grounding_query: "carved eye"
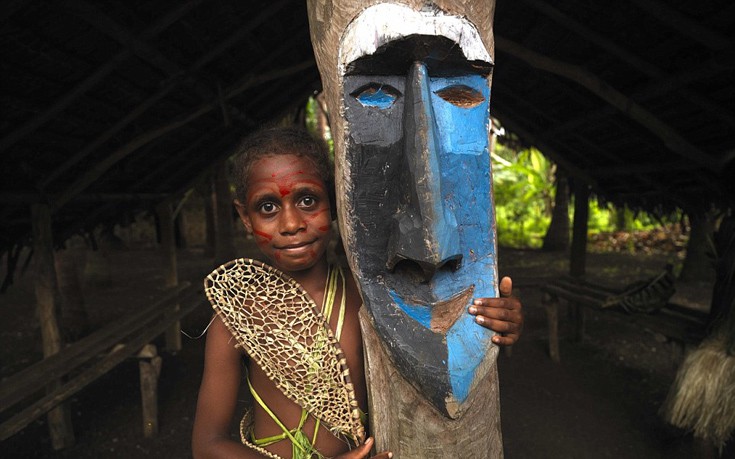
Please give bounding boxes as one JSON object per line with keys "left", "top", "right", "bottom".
{"left": 351, "top": 83, "right": 401, "bottom": 109}
{"left": 434, "top": 85, "right": 485, "bottom": 108}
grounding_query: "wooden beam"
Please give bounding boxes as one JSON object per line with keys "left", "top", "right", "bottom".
{"left": 495, "top": 36, "right": 720, "bottom": 171}
{"left": 495, "top": 98, "right": 698, "bottom": 202}
{"left": 54, "top": 60, "right": 314, "bottom": 210}
{"left": 589, "top": 161, "right": 692, "bottom": 177}
{"left": 0, "top": 1, "right": 203, "bottom": 154}
{"left": 494, "top": 111, "right": 596, "bottom": 186}
{"left": 42, "top": 0, "right": 292, "bottom": 188}
{"left": 519, "top": 0, "right": 735, "bottom": 131}
{"left": 64, "top": 0, "right": 214, "bottom": 102}
{"left": 519, "top": 0, "right": 659, "bottom": 75}
{"left": 629, "top": 0, "right": 732, "bottom": 50}
{"left": 541, "top": 58, "right": 733, "bottom": 139}
{"left": 31, "top": 203, "right": 75, "bottom": 449}
{"left": 0, "top": 288, "right": 204, "bottom": 442}
{"left": 0, "top": 192, "right": 169, "bottom": 204}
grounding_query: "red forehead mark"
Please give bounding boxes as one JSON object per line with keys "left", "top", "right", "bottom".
{"left": 279, "top": 186, "right": 291, "bottom": 197}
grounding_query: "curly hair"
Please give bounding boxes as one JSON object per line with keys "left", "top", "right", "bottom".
{"left": 231, "top": 126, "right": 334, "bottom": 205}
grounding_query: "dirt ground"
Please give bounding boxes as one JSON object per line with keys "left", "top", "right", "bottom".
{"left": 1, "top": 238, "right": 730, "bottom": 458}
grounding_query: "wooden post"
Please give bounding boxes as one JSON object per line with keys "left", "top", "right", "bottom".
{"left": 203, "top": 178, "right": 216, "bottom": 257}
{"left": 570, "top": 184, "right": 589, "bottom": 278}
{"left": 570, "top": 185, "right": 589, "bottom": 341}
{"left": 542, "top": 292, "right": 560, "bottom": 362}
{"left": 138, "top": 344, "right": 162, "bottom": 438}
{"left": 213, "top": 161, "right": 235, "bottom": 265}
{"left": 156, "top": 202, "right": 181, "bottom": 352}
{"left": 31, "top": 203, "right": 75, "bottom": 449}
{"left": 542, "top": 170, "right": 570, "bottom": 251}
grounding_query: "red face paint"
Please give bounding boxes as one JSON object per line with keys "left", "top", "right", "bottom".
{"left": 254, "top": 230, "right": 273, "bottom": 241}
{"left": 243, "top": 154, "right": 331, "bottom": 274}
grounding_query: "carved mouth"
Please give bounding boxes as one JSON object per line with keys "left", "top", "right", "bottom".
{"left": 389, "top": 285, "right": 476, "bottom": 335}
{"left": 428, "top": 286, "right": 475, "bottom": 334}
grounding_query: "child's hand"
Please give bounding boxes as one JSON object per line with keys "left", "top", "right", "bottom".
{"left": 468, "top": 276, "right": 523, "bottom": 346}
{"left": 334, "top": 437, "right": 392, "bottom": 459}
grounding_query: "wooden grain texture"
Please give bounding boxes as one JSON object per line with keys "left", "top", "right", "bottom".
{"left": 360, "top": 308, "right": 503, "bottom": 458}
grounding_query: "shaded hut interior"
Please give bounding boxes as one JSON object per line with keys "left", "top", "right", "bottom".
{"left": 1, "top": 0, "right": 734, "bottom": 457}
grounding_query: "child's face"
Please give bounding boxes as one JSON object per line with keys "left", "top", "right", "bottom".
{"left": 235, "top": 154, "right": 332, "bottom": 273}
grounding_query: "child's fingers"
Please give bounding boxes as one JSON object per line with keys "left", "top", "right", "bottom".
{"left": 492, "top": 332, "right": 520, "bottom": 346}
{"left": 469, "top": 296, "right": 524, "bottom": 345}
{"left": 499, "top": 276, "right": 513, "bottom": 298}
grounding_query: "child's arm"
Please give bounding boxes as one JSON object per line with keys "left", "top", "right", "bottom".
{"left": 468, "top": 276, "right": 524, "bottom": 346}
{"left": 192, "top": 316, "right": 262, "bottom": 458}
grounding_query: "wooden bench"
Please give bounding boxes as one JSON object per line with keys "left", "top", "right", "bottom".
{"left": 541, "top": 276, "right": 708, "bottom": 363}
{"left": 0, "top": 281, "right": 206, "bottom": 445}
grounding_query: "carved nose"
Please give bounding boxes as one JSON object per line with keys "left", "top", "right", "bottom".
{"left": 386, "top": 62, "right": 462, "bottom": 282}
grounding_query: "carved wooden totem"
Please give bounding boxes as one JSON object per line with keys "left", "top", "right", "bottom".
{"left": 307, "top": 1, "right": 501, "bottom": 457}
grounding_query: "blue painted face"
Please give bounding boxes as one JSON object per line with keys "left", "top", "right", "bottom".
{"left": 342, "top": 39, "right": 497, "bottom": 416}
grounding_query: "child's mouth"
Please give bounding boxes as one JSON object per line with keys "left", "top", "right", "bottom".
{"left": 277, "top": 240, "right": 315, "bottom": 252}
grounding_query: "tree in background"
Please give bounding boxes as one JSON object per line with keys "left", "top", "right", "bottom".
{"left": 542, "top": 168, "right": 570, "bottom": 252}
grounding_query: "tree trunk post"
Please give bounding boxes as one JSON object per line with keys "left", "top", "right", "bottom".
{"left": 156, "top": 201, "right": 181, "bottom": 352}
{"left": 138, "top": 344, "right": 162, "bottom": 438}
{"left": 570, "top": 184, "right": 590, "bottom": 278}
{"left": 31, "top": 203, "right": 75, "bottom": 449}
{"left": 679, "top": 209, "right": 716, "bottom": 282}
{"left": 308, "top": 1, "right": 502, "bottom": 456}
{"left": 360, "top": 309, "right": 503, "bottom": 458}
{"left": 542, "top": 169, "right": 570, "bottom": 251}
{"left": 201, "top": 179, "right": 216, "bottom": 257}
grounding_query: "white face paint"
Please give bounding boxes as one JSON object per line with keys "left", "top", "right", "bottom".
{"left": 339, "top": 3, "right": 492, "bottom": 72}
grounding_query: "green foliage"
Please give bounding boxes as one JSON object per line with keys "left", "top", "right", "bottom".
{"left": 492, "top": 139, "right": 674, "bottom": 249}
{"left": 305, "top": 96, "right": 334, "bottom": 159}
{"left": 492, "top": 144, "right": 554, "bottom": 248}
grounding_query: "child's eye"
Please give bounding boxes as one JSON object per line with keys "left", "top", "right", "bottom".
{"left": 259, "top": 202, "right": 278, "bottom": 215}
{"left": 434, "top": 85, "right": 485, "bottom": 108}
{"left": 298, "top": 196, "right": 317, "bottom": 208}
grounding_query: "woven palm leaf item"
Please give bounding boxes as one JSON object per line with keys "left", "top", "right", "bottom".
{"left": 204, "top": 258, "right": 365, "bottom": 456}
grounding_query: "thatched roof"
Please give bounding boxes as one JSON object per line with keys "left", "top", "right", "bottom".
{"left": 1, "top": 0, "right": 733, "bottom": 257}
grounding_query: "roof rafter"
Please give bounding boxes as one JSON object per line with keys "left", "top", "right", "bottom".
{"left": 54, "top": 60, "right": 315, "bottom": 210}
{"left": 540, "top": 57, "right": 734, "bottom": 139}
{"left": 630, "top": 0, "right": 732, "bottom": 50}
{"left": 63, "top": 0, "right": 214, "bottom": 101}
{"left": 518, "top": 0, "right": 735, "bottom": 131}
{"left": 496, "top": 35, "right": 720, "bottom": 171}
{"left": 0, "top": 0, "right": 204, "bottom": 154}
{"left": 41, "top": 0, "right": 292, "bottom": 189}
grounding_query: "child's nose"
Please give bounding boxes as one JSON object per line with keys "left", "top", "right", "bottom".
{"left": 280, "top": 205, "right": 306, "bottom": 234}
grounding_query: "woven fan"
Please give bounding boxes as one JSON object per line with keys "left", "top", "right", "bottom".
{"left": 204, "top": 258, "right": 365, "bottom": 447}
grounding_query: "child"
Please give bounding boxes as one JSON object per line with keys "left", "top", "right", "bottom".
{"left": 192, "top": 127, "right": 523, "bottom": 459}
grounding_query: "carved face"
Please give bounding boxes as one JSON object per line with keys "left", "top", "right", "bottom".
{"left": 336, "top": 5, "right": 498, "bottom": 417}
